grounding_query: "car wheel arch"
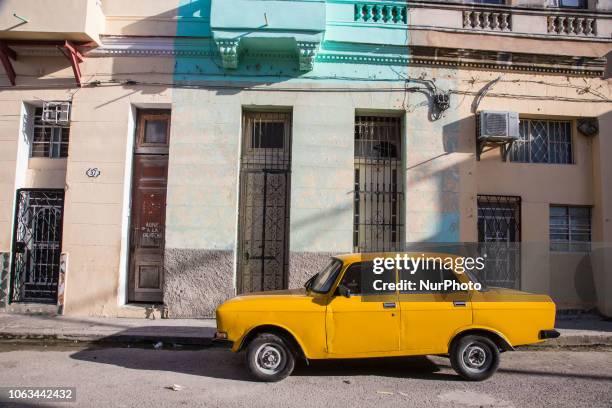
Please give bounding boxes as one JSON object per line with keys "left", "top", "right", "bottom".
{"left": 239, "top": 324, "right": 308, "bottom": 362}
{"left": 450, "top": 328, "right": 514, "bottom": 353}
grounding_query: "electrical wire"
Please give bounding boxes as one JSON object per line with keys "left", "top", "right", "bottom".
{"left": 0, "top": 77, "right": 609, "bottom": 104}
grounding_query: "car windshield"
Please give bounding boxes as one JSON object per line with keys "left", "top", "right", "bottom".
{"left": 310, "top": 259, "right": 342, "bottom": 293}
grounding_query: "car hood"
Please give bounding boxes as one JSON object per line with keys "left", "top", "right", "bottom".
{"left": 238, "top": 288, "right": 307, "bottom": 298}
{"left": 217, "top": 287, "right": 320, "bottom": 312}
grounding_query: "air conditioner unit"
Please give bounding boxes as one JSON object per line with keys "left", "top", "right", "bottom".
{"left": 42, "top": 101, "right": 71, "bottom": 125}
{"left": 477, "top": 111, "right": 519, "bottom": 143}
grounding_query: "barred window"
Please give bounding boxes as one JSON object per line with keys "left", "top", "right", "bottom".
{"left": 31, "top": 108, "right": 70, "bottom": 158}
{"left": 354, "top": 116, "right": 404, "bottom": 253}
{"left": 550, "top": 206, "right": 591, "bottom": 252}
{"left": 510, "top": 119, "right": 572, "bottom": 164}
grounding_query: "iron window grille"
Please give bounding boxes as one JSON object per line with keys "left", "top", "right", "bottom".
{"left": 510, "top": 119, "right": 572, "bottom": 164}
{"left": 10, "top": 189, "right": 64, "bottom": 303}
{"left": 477, "top": 195, "right": 521, "bottom": 289}
{"left": 31, "top": 107, "right": 70, "bottom": 158}
{"left": 354, "top": 115, "right": 404, "bottom": 253}
{"left": 550, "top": 205, "right": 591, "bottom": 252}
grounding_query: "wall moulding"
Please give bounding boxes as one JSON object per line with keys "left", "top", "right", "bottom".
{"left": 87, "top": 37, "right": 605, "bottom": 78}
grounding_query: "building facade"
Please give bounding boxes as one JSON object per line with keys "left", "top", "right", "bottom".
{"left": 0, "top": 0, "right": 611, "bottom": 318}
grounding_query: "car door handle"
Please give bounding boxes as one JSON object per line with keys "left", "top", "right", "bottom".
{"left": 383, "top": 302, "right": 396, "bottom": 309}
{"left": 453, "top": 301, "right": 467, "bottom": 307}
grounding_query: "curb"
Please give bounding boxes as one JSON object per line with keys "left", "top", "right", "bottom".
{"left": 0, "top": 332, "right": 217, "bottom": 347}
{"left": 541, "top": 335, "right": 612, "bottom": 348}
{"left": 1, "top": 332, "right": 611, "bottom": 349}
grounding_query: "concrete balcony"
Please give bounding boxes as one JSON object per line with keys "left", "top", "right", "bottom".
{"left": 323, "top": 1, "right": 610, "bottom": 60}
{"left": 406, "top": 2, "right": 611, "bottom": 40}
{"left": 0, "top": 0, "right": 105, "bottom": 45}
{"left": 210, "top": 0, "right": 326, "bottom": 70}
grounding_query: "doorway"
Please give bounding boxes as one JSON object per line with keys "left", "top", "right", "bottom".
{"left": 237, "top": 112, "right": 292, "bottom": 294}
{"left": 10, "top": 189, "right": 64, "bottom": 303}
{"left": 128, "top": 110, "right": 170, "bottom": 303}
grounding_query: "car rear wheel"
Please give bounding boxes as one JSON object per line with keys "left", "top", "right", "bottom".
{"left": 450, "top": 335, "right": 500, "bottom": 381}
{"left": 246, "top": 333, "right": 295, "bottom": 382}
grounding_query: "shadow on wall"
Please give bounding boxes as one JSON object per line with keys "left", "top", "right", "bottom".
{"left": 111, "top": 0, "right": 309, "bottom": 89}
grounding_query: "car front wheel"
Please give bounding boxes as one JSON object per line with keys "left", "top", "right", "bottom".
{"left": 450, "top": 335, "right": 500, "bottom": 381}
{"left": 246, "top": 333, "right": 296, "bottom": 382}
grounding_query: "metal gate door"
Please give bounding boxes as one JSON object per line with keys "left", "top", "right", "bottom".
{"left": 10, "top": 189, "right": 64, "bottom": 303}
{"left": 237, "top": 112, "right": 291, "bottom": 294}
{"left": 477, "top": 195, "right": 521, "bottom": 289}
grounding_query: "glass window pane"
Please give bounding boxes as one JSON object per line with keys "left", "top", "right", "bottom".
{"left": 559, "top": 0, "right": 587, "bottom": 8}
{"left": 550, "top": 205, "right": 591, "bottom": 252}
{"left": 144, "top": 119, "right": 168, "bottom": 144}
{"left": 252, "top": 122, "right": 284, "bottom": 149}
{"left": 550, "top": 206, "right": 568, "bottom": 217}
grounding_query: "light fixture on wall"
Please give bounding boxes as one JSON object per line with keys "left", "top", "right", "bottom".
{"left": 577, "top": 118, "right": 599, "bottom": 137}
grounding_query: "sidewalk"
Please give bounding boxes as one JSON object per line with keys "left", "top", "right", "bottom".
{"left": 0, "top": 313, "right": 217, "bottom": 346}
{"left": 0, "top": 312, "right": 610, "bottom": 348}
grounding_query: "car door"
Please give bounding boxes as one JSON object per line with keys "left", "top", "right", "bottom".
{"left": 326, "top": 261, "right": 400, "bottom": 355}
{"left": 399, "top": 264, "right": 472, "bottom": 353}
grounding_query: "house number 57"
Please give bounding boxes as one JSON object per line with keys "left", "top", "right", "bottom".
{"left": 86, "top": 168, "right": 101, "bottom": 178}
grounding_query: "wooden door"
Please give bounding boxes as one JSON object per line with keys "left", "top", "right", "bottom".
{"left": 128, "top": 111, "right": 170, "bottom": 303}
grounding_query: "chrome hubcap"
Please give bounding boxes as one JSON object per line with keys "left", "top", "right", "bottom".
{"left": 255, "top": 343, "right": 285, "bottom": 375}
{"left": 463, "top": 343, "right": 489, "bottom": 371}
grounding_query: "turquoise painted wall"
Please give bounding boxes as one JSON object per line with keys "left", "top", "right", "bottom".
{"left": 169, "top": 0, "right": 461, "bottom": 250}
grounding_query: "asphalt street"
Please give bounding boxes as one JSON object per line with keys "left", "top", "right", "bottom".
{"left": 0, "top": 344, "right": 610, "bottom": 408}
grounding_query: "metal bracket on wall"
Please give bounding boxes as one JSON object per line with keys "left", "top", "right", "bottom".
{"left": 0, "top": 40, "right": 85, "bottom": 87}
{"left": 476, "top": 138, "right": 515, "bottom": 162}
{"left": 58, "top": 41, "right": 83, "bottom": 87}
{"left": 0, "top": 41, "right": 17, "bottom": 86}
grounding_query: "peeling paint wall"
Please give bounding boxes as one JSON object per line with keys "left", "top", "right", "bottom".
{"left": 164, "top": 249, "right": 233, "bottom": 317}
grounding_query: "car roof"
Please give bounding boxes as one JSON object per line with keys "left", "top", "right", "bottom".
{"left": 333, "top": 252, "right": 463, "bottom": 264}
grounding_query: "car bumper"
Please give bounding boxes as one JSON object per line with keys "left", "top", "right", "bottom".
{"left": 539, "top": 329, "right": 561, "bottom": 340}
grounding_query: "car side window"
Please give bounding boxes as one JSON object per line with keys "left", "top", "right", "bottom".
{"left": 339, "top": 261, "right": 396, "bottom": 296}
{"left": 339, "top": 263, "right": 362, "bottom": 295}
{"left": 399, "top": 264, "right": 461, "bottom": 294}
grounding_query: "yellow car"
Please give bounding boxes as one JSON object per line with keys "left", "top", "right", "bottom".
{"left": 215, "top": 253, "right": 559, "bottom": 382}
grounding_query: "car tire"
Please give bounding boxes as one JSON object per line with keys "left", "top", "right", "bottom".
{"left": 246, "top": 333, "right": 296, "bottom": 382}
{"left": 450, "top": 335, "right": 500, "bottom": 381}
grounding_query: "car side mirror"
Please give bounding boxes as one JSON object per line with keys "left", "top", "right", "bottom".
{"left": 337, "top": 284, "right": 351, "bottom": 298}
{"left": 304, "top": 274, "right": 318, "bottom": 290}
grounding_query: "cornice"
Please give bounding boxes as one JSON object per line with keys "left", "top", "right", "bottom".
{"left": 86, "top": 37, "right": 605, "bottom": 77}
